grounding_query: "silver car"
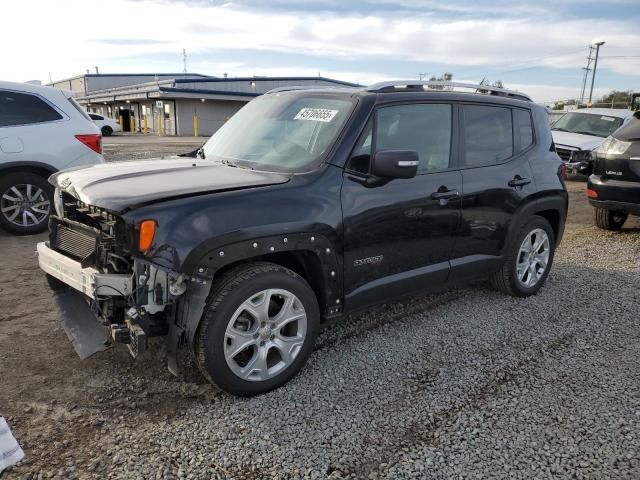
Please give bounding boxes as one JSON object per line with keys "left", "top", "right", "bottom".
{"left": 0, "top": 81, "right": 104, "bottom": 234}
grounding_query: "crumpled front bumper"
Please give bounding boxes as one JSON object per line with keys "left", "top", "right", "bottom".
{"left": 37, "top": 241, "right": 133, "bottom": 359}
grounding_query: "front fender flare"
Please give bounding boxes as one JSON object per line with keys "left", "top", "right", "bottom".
{"left": 176, "top": 232, "right": 341, "bottom": 348}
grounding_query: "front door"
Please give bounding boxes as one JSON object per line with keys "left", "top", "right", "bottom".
{"left": 341, "top": 102, "right": 462, "bottom": 312}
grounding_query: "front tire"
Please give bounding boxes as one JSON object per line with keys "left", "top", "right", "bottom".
{"left": 101, "top": 126, "right": 113, "bottom": 136}
{"left": 195, "top": 262, "right": 320, "bottom": 396}
{"left": 0, "top": 172, "right": 53, "bottom": 235}
{"left": 490, "top": 216, "right": 556, "bottom": 297}
{"left": 595, "top": 208, "right": 627, "bottom": 230}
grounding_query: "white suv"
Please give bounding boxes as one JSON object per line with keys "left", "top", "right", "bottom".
{"left": 0, "top": 81, "right": 104, "bottom": 235}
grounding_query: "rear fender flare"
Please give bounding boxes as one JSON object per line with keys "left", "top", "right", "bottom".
{"left": 503, "top": 195, "right": 567, "bottom": 255}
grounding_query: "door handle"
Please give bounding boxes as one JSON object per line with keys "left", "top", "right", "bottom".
{"left": 430, "top": 189, "right": 459, "bottom": 200}
{"left": 508, "top": 176, "right": 531, "bottom": 188}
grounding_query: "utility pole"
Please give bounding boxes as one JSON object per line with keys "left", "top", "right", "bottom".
{"left": 579, "top": 45, "right": 594, "bottom": 104}
{"left": 588, "top": 41, "right": 605, "bottom": 105}
{"left": 418, "top": 73, "right": 428, "bottom": 81}
{"left": 183, "top": 48, "right": 188, "bottom": 74}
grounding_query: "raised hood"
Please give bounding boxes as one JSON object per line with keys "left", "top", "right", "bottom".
{"left": 50, "top": 158, "right": 291, "bottom": 212}
{"left": 551, "top": 130, "right": 604, "bottom": 152}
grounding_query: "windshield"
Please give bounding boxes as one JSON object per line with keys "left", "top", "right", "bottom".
{"left": 201, "top": 93, "right": 355, "bottom": 172}
{"left": 552, "top": 112, "right": 624, "bottom": 137}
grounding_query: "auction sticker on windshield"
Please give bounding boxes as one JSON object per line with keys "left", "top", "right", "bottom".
{"left": 294, "top": 108, "right": 339, "bottom": 123}
{"left": 601, "top": 116, "right": 616, "bottom": 122}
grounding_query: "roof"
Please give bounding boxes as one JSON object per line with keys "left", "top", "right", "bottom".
{"left": 0, "top": 80, "right": 70, "bottom": 97}
{"left": 174, "top": 76, "right": 362, "bottom": 88}
{"left": 47, "top": 72, "right": 212, "bottom": 85}
{"left": 75, "top": 76, "right": 362, "bottom": 104}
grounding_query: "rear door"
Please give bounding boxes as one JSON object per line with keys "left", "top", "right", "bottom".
{"left": 341, "top": 102, "right": 462, "bottom": 311}
{"left": 450, "top": 104, "right": 537, "bottom": 281}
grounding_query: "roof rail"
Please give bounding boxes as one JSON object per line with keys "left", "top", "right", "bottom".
{"left": 367, "top": 81, "right": 532, "bottom": 101}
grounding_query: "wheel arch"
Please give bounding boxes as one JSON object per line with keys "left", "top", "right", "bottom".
{"left": 175, "top": 233, "right": 342, "bottom": 349}
{"left": 0, "top": 161, "right": 57, "bottom": 181}
{"left": 503, "top": 194, "right": 568, "bottom": 254}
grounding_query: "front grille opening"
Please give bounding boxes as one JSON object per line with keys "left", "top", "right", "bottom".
{"left": 52, "top": 224, "right": 97, "bottom": 261}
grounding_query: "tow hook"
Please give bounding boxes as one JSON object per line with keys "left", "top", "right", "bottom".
{"left": 109, "top": 308, "right": 148, "bottom": 358}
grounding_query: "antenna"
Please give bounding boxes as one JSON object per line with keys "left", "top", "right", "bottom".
{"left": 183, "top": 48, "right": 187, "bottom": 73}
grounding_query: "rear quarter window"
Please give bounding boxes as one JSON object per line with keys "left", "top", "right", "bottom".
{"left": 0, "top": 90, "right": 63, "bottom": 127}
{"left": 513, "top": 109, "right": 534, "bottom": 152}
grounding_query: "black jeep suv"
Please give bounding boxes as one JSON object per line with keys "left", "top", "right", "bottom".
{"left": 38, "top": 81, "right": 567, "bottom": 396}
{"left": 588, "top": 112, "right": 640, "bottom": 230}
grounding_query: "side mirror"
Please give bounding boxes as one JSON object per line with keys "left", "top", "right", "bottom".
{"left": 370, "top": 150, "right": 419, "bottom": 179}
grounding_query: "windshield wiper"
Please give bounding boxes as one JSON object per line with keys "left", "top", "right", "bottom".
{"left": 553, "top": 127, "right": 569, "bottom": 132}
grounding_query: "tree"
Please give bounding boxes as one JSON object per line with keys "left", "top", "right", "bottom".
{"left": 596, "top": 90, "right": 632, "bottom": 109}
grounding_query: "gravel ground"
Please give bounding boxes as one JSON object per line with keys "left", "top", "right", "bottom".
{"left": 1, "top": 142, "right": 639, "bottom": 479}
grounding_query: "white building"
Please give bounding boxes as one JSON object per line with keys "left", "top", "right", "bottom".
{"left": 49, "top": 73, "right": 360, "bottom": 136}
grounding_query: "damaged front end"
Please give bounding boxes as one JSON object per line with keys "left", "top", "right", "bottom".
{"left": 37, "top": 190, "right": 189, "bottom": 369}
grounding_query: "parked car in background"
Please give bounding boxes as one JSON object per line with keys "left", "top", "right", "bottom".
{"left": 0, "top": 81, "right": 104, "bottom": 235}
{"left": 552, "top": 108, "right": 635, "bottom": 175}
{"left": 588, "top": 111, "right": 640, "bottom": 230}
{"left": 37, "top": 81, "right": 567, "bottom": 396}
{"left": 89, "top": 113, "right": 121, "bottom": 137}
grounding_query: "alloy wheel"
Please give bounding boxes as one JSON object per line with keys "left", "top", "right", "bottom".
{"left": 224, "top": 288, "right": 307, "bottom": 382}
{"left": 516, "top": 228, "right": 550, "bottom": 288}
{"left": 1, "top": 184, "right": 51, "bottom": 227}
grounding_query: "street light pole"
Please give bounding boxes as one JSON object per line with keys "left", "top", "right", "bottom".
{"left": 588, "top": 41, "right": 605, "bottom": 105}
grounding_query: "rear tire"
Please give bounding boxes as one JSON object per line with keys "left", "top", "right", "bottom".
{"left": 195, "top": 262, "right": 319, "bottom": 397}
{"left": 594, "top": 208, "right": 627, "bottom": 230}
{"left": 490, "top": 216, "right": 556, "bottom": 297}
{"left": 101, "top": 126, "right": 113, "bottom": 136}
{"left": 0, "top": 172, "right": 53, "bottom": 235}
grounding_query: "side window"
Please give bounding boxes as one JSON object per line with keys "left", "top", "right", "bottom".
{"left": 0, "top": 90, "right": 63, "bottom": 127}
{"left": 376, "top": 104, "right": 452, "bottom": 173}
{"left": 89, "top": 114, "right": 103, "bottom": 120}
{"left": 513, "top": 109, "right": 533, "bottom": 152}
{"left": 463, "top": 105, "right": 513, "bottom": 166}
{"left": 348, "top": 104, "right": 452, "bottom": 174}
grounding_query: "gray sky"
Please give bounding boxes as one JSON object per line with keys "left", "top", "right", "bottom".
{"left": 2, "top": 0, "right": 639, "bottom": 102}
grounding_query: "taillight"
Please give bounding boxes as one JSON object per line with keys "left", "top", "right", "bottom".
{"left": 75, "top": 134, "right": 102, "bottom": 154}
{"left": 587, "top": 188, "right": 598, "bottom": 199}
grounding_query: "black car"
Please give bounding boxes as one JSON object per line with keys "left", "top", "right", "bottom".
{"left": 37, "top": 81, "right": 567, "bottom": 396}
{"left": 588, "top": 112, "right": 640, "bottom": 230}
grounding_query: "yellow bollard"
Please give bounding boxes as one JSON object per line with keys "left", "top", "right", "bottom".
{"left": 143, "top": 115, "right": 148, "bottom": 135}
{"left": 119, "top": 115, "right": 124, "bottom": 131}
{"left": 130, "top": 116, "right": 135, "bottom": 133}
{"left": 158, "top": 115, "right": 163, "bottom": 136}
{"left": 193, "top": 114, "right": 199, "bottom": 137}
